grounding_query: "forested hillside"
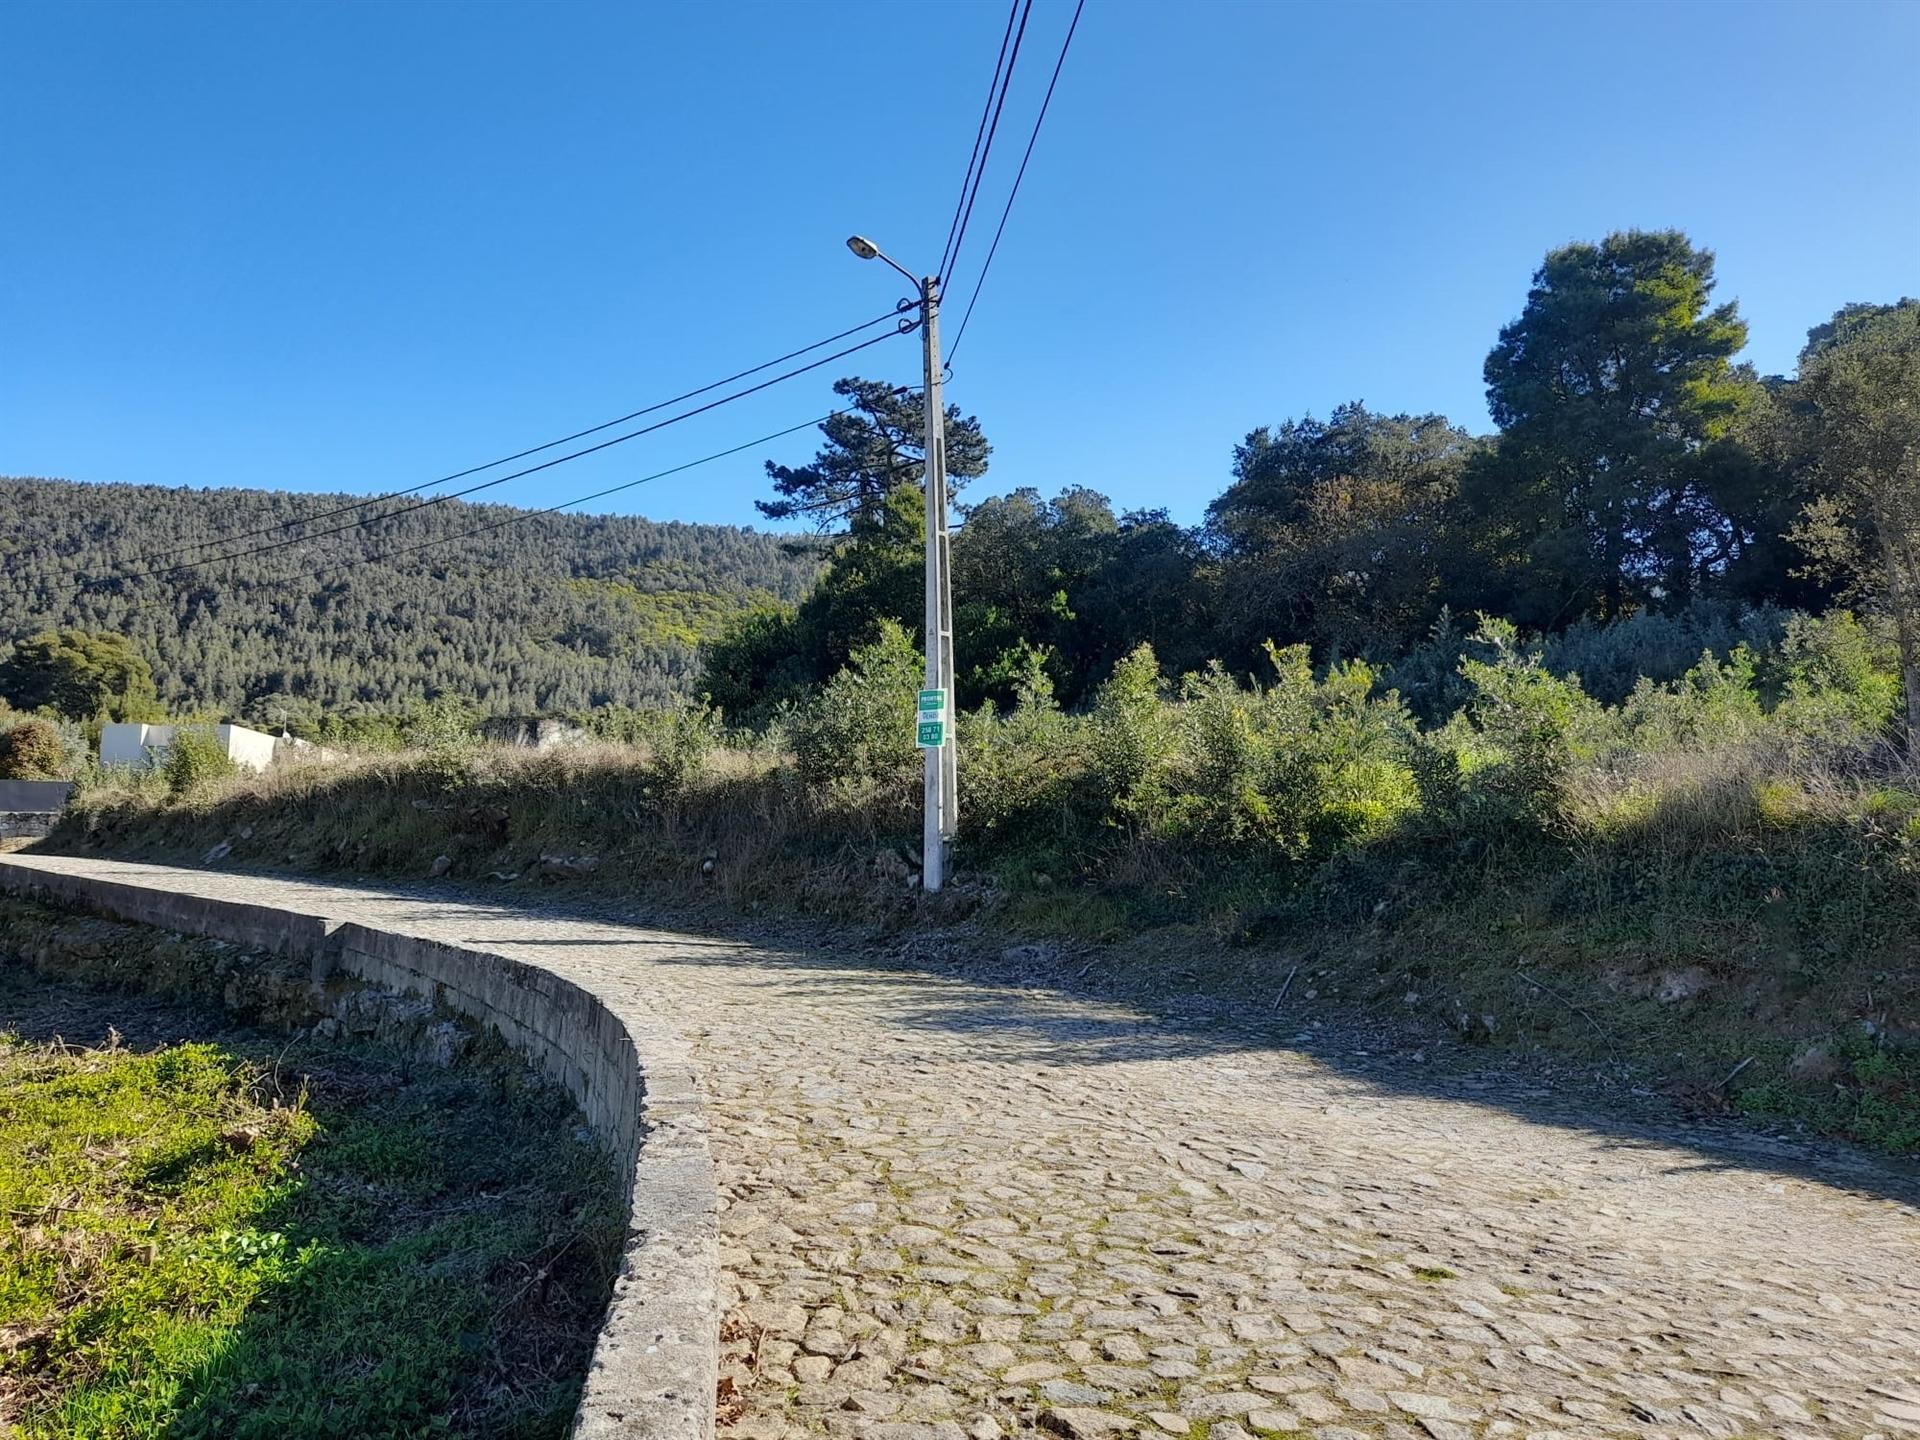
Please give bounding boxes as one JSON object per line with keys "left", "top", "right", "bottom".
{"left": 0, "top": 477, "right": 819, "bottom": 722}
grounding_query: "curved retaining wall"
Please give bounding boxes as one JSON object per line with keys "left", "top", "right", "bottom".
{"left": 0, "top": 855, "right": 717, "bottom": 1440}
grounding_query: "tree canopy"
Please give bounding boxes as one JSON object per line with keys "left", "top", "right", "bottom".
{"left": 0, "top": 477, "right": 817, "bottom": 720}
{"left": 756, "top": 377, "right": 991, "bottom": 532}
{"left": 708, "top": 378, "right": 994, "bottom": 720}
{"left": 1209, "top": 403, "right": 1480, "bottom": 662}
{"left": 1784, "top": 301, "right": 1920, "bottom": 741}
{"left": 0, "top": 629, "right": 162, "bottom": 722}
{"left": 1463, "top": 230, "right": 1756, "bottom": 622}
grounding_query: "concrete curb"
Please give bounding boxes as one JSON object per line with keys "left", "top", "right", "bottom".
{"left": 0, "top": 854, "right": 718, "bottom": 1440}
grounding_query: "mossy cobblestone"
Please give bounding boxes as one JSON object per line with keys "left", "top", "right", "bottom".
{"left": 3, "top": 855, "right": 1916, "bottom": 1440}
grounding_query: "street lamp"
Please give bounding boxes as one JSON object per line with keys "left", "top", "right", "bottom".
{"left": 847, "top": 235, "right": 956, "bottom": 893}
{"left": 846, "top": 234, "right": 920, "bottom": 290}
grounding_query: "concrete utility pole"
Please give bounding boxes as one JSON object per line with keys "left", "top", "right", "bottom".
{"left": 846, "top": 236, "right": 957, "bottom": 892}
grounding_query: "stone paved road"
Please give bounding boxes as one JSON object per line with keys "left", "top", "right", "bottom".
{"left": 6, "top": 859, "right": 1919, "bottom": 1440}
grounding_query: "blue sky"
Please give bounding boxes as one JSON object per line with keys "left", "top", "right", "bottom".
{"left": 3, "top": 0, "right": 1916, "bottom": 532}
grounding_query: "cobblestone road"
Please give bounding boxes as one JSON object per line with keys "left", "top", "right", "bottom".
{"left": 7, "top": 860, "right": 1918, "bottom": 1439}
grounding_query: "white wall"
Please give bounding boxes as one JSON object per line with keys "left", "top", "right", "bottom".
{"left": 219, "top": 724, "right": 278, "bottom": 773}
{"left": 98, "top": 722, "right": 277, "bottom": 774}
{"left": 99, "top": 722, "right": 169, "bottom": 770}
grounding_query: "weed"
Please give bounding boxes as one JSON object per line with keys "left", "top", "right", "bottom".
{"left": 161, "top": 727, "right": 236, "bottom": 798}
{"left": 0, "top": 1002, "right": 620, "bottom": 1438}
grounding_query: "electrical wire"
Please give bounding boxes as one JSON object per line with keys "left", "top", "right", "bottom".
{"left": 947, "top": 0, "right": 1085, "bottom": 363}
{"left": 938, "top": 0, "right": 1022, "bottom": 285}
{"left": 942, "top": 0, "right": 1034, "bottom": 290}
{"left": 129, "top": 306, "right": 912, "bottom": 567}
{"left": 253, "top": 388, "right": 919, "bottom": 588}
{"left": 81, "top": 326, "right": 911, "bottom": 590}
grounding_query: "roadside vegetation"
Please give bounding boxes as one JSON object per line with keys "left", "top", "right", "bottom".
{"left": 0, "top": 958, "right": 621, "bottom": 1439}
{"left": 7, "top": 233, "right": 1917, "bottom": 1154}
{"left": 49, "top": 600, "right": 1920, "bottom": 1154}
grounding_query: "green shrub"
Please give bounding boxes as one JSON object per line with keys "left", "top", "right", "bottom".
{"left": 1306, "top": 660, "right": 1421, "bottom": 843}
{"left": 641, "top": 701, "right": 721, "bottom": 798}
{"left": 0, "top": 717, "right": 68, "bottom": 780}
{"left": 1174, "top": 660, "right": 1285, "bottom": 845}
{"left": 789, "top": 620, "right": 922, "bottom": 789}
{"left": 958, "top": 647, "right": 1091, "bottom": 847}
{"left": 1090, "top": 644, "right": 1176, "bottom": 829}
{"left": 1406, "top": 727, "right": 1465, "bottom": 818}
{"left": 1615, "top": 647, "right": 1765, "bottom": 752}
{"left": 162, "top": 727, "right": 237, "bottom": 797}
{"left": 1767, "top": 610, "right": 1902, "bottom": 742}
{"left": 399, "top": 695, "right": 480, "bottom": 750}
{"left": 1459, "top": 618, "right": 1604, "bottom": 821}
{"left": 1387, "top": 608, "right": 1477, "bottom": 722}
{"left": 313, "top": 709, "right": 406, "bottom": 752}
{"left": 698, "top": 602, "right": 811, "bottom": 729}
{"left": 1169, "top": 647, "right": 1416, "bottom": 855}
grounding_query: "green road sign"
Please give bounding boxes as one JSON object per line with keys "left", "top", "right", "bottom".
{"left": 916, "top": 688, "right": 948, "bottom": 747}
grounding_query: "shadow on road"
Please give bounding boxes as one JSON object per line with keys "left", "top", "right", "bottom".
{"left": 9, "top": 859, "right": 1919, "bottom": 1211}
{"left": 337, "top": 877, "right": 1920, "bottom": 1213}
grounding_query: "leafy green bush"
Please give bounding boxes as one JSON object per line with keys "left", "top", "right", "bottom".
{"left": 789, "top": 620, "right": 922, "bottom": 789}
{"left": 399, "top": 695, "right": 480, "bottom": 750}
{"left": 641, "top": 701, "right": 722, "bottom": 798}
{"left": 162, "top": 727, "right": 238, "bottom": 797}
{"left": 1090, "top": 644, "right": 1176, "bottom": 829}
{"left": 1615, "top": 647, "right": 1765, "bottom": 752}
{"left": 1168, "top": 647, "right": 1416, "bottom": 856}
{"left": 1173, "top": 660, "right": 1284, "bottom": 845}
{"left": 1458, "top": 619, "right": 1604, "bottom": 822}
{"left": 0, "top": 717, "right": 68, "bottom": 780}
{"left": 958, "top": 647, "right": 1091, "bottom": 847}
{"left": 1767, "top": 610, "right": 1902, "bottom": 742}
{"left": 698, "top": 602, "right": 811, "bottom": 728}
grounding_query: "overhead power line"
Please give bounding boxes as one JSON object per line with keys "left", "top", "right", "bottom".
{"left": 133, "top": 306, "right": 912, "bottom": 567}
{"left": 938, "top": 0, "right": 1022, "bottom": 285}
{"left": 82, "top": 325, "right": 911, "bottom": 590}
{"left": 942, "top": 0, "right": 1035, "bottom": 290}
{"left": 256, "top": 388, "right": 919, "bottom": 589}
{"left": 948, "top": 0, "right": 1086, "bottom": 364}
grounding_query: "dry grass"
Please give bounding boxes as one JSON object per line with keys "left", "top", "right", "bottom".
{"left": 60, "top": 740, "right": 947, "bottom": 926}
{"left": 44, "top": 727, "right": 1920, "bottom": 1154}
{"left": 1561, "top": 736, "right": 1920, "bottom": 852}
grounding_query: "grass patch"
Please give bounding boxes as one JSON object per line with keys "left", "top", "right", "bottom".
{"left": 0, "top": 1011, "right": 620, "bottom": 1438}
{"left": 1734, "top": 1035, "right": 1920, "bottom": 1154}
{"left": 1413, "top": 1267, "right": 1457, "bottom": 1282}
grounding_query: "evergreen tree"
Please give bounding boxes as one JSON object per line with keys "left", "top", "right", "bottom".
{"left": 1463, "top": 230, "right": 1753, "bottom": 623}
{"left": 756, "top": 377, "right": 990, "bottom": 531}
{"left": 707, "top": 376, "right": 993, "bottom": 712}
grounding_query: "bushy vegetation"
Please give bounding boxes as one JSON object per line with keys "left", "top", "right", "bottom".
{"left": 0, "top": 718, "right": 68, "bottom": 781}
{"left": 48, "top": 602, "right": 1919, "bottom": 1152}
{"left": 0, "top": 978, "right": 621, "bottom": 1439}
{"left": 159, "top": 727, "right": 238, "bottom": 798}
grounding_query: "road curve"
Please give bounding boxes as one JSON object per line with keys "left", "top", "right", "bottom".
{"left": 4, "top": 856, "right": 1916, "bottom": 1440}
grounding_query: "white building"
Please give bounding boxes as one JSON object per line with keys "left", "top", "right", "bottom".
{"left": 99, "top": 722, "right": 281, "bottom": 774}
